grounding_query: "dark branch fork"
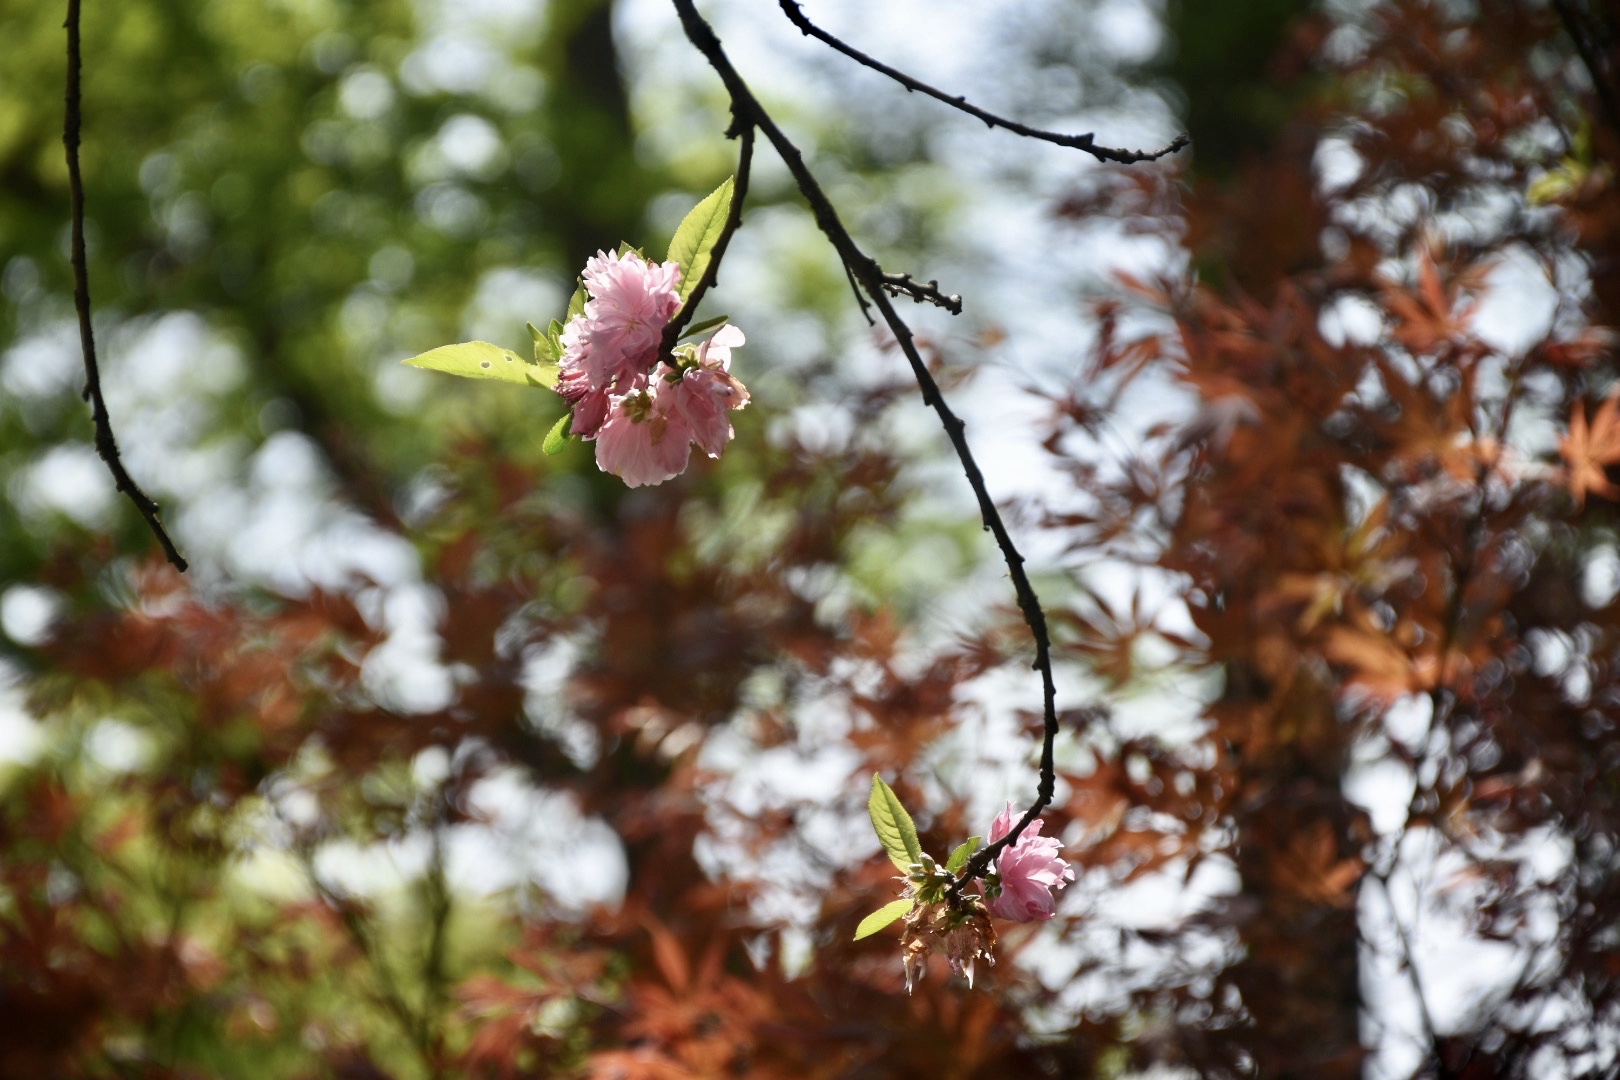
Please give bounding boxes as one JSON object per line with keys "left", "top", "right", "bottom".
{"left": 64, "top": 0, "right": 187, "bottom": 571}
{"left": 777, "top": 0, "right": 1189, "bottom": 165}
{"left": 671, "top": 0, "right": 1186, "bottom": 895}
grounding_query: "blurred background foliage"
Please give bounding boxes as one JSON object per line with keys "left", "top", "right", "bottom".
{"left": 5, "top": 0, "right": 1620, "bottom": 1077}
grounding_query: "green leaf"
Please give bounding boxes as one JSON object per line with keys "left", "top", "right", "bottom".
{"left": 566, "top": 282, "right": 587, "bottom": 322}
{"left": 853, "top": 899, "right": 914, "bottom": 941}
{"left": 946, "top": 837, "right": 982, "bottom": 874}
{"left": 676, "top": 313, "right": 730, "bottom": 342}
{"left": 402, "top": 341, "right": 538, "bottom": 387}
{"left": 667, "top": 176, "right": 735, "bottom": 303}
{"left": 868, "top": 774, "right": 923, "bottom": 873}
{"left": 529, "top": 322, "right": 559, "bottom": 366}
{"left": 541, "top": 412, "right": 572, "bottom": 455}
{"left": 528, "top": 364, "right": 559, "bottom": 390}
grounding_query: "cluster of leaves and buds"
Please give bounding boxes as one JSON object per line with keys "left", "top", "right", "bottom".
{"left": 404, "top": 178, "right": 746, "bottom": 487}
{"left": 857, "top": 776, "right": 1073, "bottom": 992}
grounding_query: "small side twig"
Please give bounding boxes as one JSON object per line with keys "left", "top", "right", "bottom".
{"left": 880, "top": 273, "right": 962, "bottom": 316}
{"left": 777, "top": 0, "right": 1189, "bottom": 165}
{"left": 64, "top": 0, "right": 186, "bottom": 572}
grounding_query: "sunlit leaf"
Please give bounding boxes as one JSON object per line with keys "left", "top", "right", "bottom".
{"left": 946, "top": 836, "right": 981, "bottom": 874}
{"left": 529, "top": 322, "right": 558, "bottom": 366}
{"left": 853, "top": 899, "right": 914, "bottom": 941}
{"left": 667, "top": 176, "right": 734, "bottom": 303}
{"left": 403, "top": 341, "right": 541, "bottom": 387}
{"left": 677, "top": 314, "right": 731, "bottom": 341}
{"left": 542, "top": 412, "right": 572, "bottom": 455}
{"left": 869, "top": 774, "right": 923, "bottom": 872}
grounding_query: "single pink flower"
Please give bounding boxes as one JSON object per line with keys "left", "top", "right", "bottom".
{"left": 984, "top": 802, "right": 1074, "bottom": 922}
{"left": 566, "top": 250, "right": 682, "bottom": 388}
{"left": 661, "top": 325, "right": 750, "bottom": 458}
{"left": 592, "top": 384, "right": 693, "bottom": 488}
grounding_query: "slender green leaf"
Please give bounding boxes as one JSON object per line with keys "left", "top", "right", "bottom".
{"left": 529, "top": 322, "right": 558, "bottom": 366}
{"left": 403, "top": 341, "right": 538, "bottom": 387}
{"left": 853, "top": 899, "right": 914, "bottom": 941}
{"left": 945, "top": 837, "right": 982, "bottom": 874}
{"left": 868, "top": 774, "right": 923, "bottom": 872}
{"left": 567, "top": 282, "right": 587, "bottom": 321}
{"left": 677, "top": 314, "right": 730, "bottom": 342}
{"left": 667, "top": 176, "right": 735, "bottom": 303}
{"left": 542, "top": 412, "right": 572, "bottom": 455}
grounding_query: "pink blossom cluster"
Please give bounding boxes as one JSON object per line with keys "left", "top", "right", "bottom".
{"left": 556, "top": 249, "right": 749, "bottom": 487}
{"left": 984, "top": 802, "right": 1074, "bottom": 922}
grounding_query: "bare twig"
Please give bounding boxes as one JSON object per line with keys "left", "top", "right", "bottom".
{"left": 880, "top": 272, "right": 963, "bottom": 316}
{"left": 64, "top": 0, "right": 186, "bottom": 571}
{"left": 777, "top": 0, "right": 1189, "bottom": 165}
{"left": 670, "top": 0, "right": 1060, "bottom": 894}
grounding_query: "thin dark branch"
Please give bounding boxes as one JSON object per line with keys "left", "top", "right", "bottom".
{"left": 64, "top": 0, "right": 186, "bottom": 572}
{"left": 1370, "top": 869, "right": 1443, "bottom": 1058}
{"left": 1553, "top": 0, "right": 1620, "bottom": 150}
{"left": 880, "top": 273, "right": 963, "bottom": 316}
{"left": 778, "top": 0, "right": 1189, "bottom": 165}
{"left": 671, "top": 0, "right": 1059, "bottom": 894}
{"left": 662, "top": 122, "right": 756, "bottom": 352}
{"left": 844, "top": 263, "right": 875, "bottom": 325}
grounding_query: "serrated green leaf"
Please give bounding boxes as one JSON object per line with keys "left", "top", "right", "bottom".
{"left": 402, "top": 341, "right": 538, "bottom": 386}
{"left": 853, "top": 899, "right": 914, "bottom": 941}
{"left": 667, "top": 176, "right": 734, "bottom": 303}
{"left": 530, "top": 323, "right": 559, "bottom": 366}
{"left": 542, "top": 412, "right": 571, "bottom": 455}
{"left": 677, "top": 314, "right": 730, "bottom": 342}
{"left": 869, "top": 774, "right": 923, "bottom": 873}
{"left": 946, "top": 836, "right": 982, "bottom": 874}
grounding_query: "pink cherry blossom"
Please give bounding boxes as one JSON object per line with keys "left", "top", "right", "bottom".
{"left": 592, "top": 383, "right": 694, "bottom": 488}
{"left": 661, "top": 325, "right": 750, "bottom": 458}
{"left": 563, "top": 250, "right": 682, "bottom": 389}
{"left": 555, "top": 362, "right": 620, "bottom": 440}
{"left": 550, "top": 245, "right": 748, "bottom": 486}
{"left": 984, "top": 802, "right": 1074, "bottom": 922}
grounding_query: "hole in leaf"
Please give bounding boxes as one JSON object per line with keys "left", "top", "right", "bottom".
{"left": 480, "top": 360, "right": 492, "bottom": 368}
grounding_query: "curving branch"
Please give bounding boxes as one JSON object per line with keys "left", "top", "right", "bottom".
{"left": 778, "top": 0, "right": 1189, "bottom": 165}
{"left": 670, "top": 0, "right": 1060, "bottom": 893}
{"left": 64, "top": 0, "right": 187, "bottom": 572}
